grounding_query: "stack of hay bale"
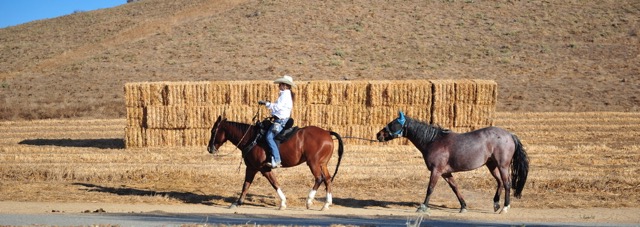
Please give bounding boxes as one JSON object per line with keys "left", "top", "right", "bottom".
{"left": 124, "top": 79, "right": 496, "bottom": 148}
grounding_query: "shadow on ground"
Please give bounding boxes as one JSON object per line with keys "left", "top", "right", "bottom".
{"left": 19, "top": 138, "right": 125, "bottom": 149}
{"left": 72, "top": 183, "right": 236, "bottom": 206}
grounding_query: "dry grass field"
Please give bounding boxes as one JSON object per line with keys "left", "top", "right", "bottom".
{"left": 1, "top": 112, "right": 638, "bottom": 216}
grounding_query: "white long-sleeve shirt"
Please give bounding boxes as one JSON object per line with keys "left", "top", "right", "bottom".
{"left": 266, "top": 90, "right": 293, "bottom": 119}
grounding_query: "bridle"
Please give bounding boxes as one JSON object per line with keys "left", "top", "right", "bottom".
{"left": 384, "top": 118, "right": 406, "bottom": 138}
{"left": 208, "top": 117, "right": 225, "bottom": 154}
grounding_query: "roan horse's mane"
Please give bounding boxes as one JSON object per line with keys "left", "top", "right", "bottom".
{"left": 404, "top": 116, "right": 449, "bottom": 147}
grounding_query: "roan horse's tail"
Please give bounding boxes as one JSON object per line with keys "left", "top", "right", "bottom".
{"left": 329, "top": 131, "right": 344, "bottom": 182}
{"left": 511, "top": 134, "right": 529, "bottom": 199}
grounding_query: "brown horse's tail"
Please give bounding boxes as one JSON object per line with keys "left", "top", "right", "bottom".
{"left": 329, "top": 131, "right": 344, "bottom": 182}
{"left": 511, "top": 134, "right": 529, "bottom": 199}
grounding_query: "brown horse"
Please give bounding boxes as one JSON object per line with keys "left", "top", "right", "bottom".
{"left": 376, "top": 111, "right": 529, "bottom": 214}
{"left": 207, "top": 116, "right": 344, "bottom": 210}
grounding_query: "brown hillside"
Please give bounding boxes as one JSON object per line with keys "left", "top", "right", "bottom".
{"left": 0, "top": 0, "right": 638, "bottom": 120}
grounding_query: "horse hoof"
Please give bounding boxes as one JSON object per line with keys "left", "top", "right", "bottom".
{"left": 306, "top": 202, "right": 313, "bottom": 209}
{"left": 321, "top": 204, "right": 330, "bottom": 211}
{"left": 459, "top": 208, "right": 468, "bottom": 213}
{"left": 499, "top": 205, "right": 510, "bottom": 214}
{"left": 278, "top": 205, "right": 287, "bottom": 210}
{"left": 229, "top": 204, "right": 237, "bottom": 209}
{"left": 416, "top": 204, "right": 429, "bottom": 213}
{"left": 493, "top": 202, "right": 500, "bottom": 212}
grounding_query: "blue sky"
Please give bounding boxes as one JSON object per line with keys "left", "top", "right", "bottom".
{"left": 0, "top": 1, "right": 126, "bottom": 29}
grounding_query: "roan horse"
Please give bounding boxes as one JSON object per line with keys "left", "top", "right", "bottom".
{"left": 376, "top": 111, "right": 529, "bottom": 214}
{"left": 207, "top": 116, "right": 344, "bottom": 210}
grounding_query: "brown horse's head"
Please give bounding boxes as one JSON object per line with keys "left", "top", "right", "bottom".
{"left": 207, "top": 116, "right": 227, "bottom": 154}
{"left": 377, "top": 111, "right": 407, "bottom": 142}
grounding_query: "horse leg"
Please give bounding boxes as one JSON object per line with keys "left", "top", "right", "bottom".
{"left": 486, "top": 162, "right": 503, "bottom": 212}
{"left": 320, "top": 165, "right": 333, "bottom": 211}
{"left": 262, "top": 171, "right": 287, "bottom": 210}
{"left": 232, "top": 168, "right": 258, "bottom": 209}
{"left": 442, "top": 173, "right": 467, "bottom": 213}
{"left": 418, "top": 171, "right": 441, "bottom": 213}
{"left": 498, "top": 166, "right": 512, "bottom": 214}
{"left": 306, "top": 164, "right": 331, "bottom": 210}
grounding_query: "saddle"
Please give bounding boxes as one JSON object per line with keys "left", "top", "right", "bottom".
{"left": 240, "top": 118, "right": 299, "bottom": 157}
{"left": 256, "top": 117, "right": 299, "bottom": 143}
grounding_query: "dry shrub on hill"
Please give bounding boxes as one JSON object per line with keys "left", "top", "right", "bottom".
{"left": 0, "top": 0, "right": 639, "bottom": 120}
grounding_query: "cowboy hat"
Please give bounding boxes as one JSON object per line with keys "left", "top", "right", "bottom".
{"left": 274, "top": 75, "right": 295, "bottom": 87}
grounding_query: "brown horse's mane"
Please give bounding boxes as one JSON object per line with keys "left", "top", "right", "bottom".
{"left": 223, "top": 120, "right": 256, "bottom": 146}
{"left": 404, "top": 117, "right": 447, "bottom": 147}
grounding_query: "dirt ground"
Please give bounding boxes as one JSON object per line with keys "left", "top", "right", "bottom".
{"left": 1, "top": 198, "right": 639, "bottom": 225}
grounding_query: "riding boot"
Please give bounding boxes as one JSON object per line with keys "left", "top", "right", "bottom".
{"left": 272, "top": 140, "right": 282, "bottom": 168}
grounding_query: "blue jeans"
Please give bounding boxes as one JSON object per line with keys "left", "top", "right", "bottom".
{"left": 266, "top": 118, "right": 287, "bottom": 163}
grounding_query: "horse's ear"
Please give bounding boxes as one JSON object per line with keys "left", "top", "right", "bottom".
{"left": 397, "top": 110, "right": 406, "bottom": 125}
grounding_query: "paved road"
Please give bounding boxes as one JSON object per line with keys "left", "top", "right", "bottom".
{"left": 0, "top": 212, "right": 630, "bottom": 227}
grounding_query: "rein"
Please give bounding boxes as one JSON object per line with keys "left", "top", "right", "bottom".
{"left": 231, "top": 107, "right": 262, "bottom": 173}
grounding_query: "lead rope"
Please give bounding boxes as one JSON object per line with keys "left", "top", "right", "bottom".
{"left": 342, "top": 136, "right": 379, "bottom": 143}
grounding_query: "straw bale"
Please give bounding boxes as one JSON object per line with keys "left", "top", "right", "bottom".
{"left": 366, "top": 80, "right": 390, "bottom": 106}
{"left": 386, "top": 80, "right": 428, "bottom": 106}
{"left": 164, "top": 82, "right": 186, "bottom": 106}
{"left": 148, "top": 82, "right": 168, "bottom": 106}
{"left": 226, "top": 81, "right": 250, "bottom": 105}
{"left": 145, "top": 106, "right": 188, "bottom": 129}
{"left": 124, "top": 82, "right": 151, "bottom": 107}
{"left": 325, "top": 105, "right": 352, "bottom": 125}
{"left": 125, "top": 126, "right": 145, "bottom": 148}
{"left": 347, "top": 81, "right": 369, "bottom": 106}
{"left": 455, "top": 79, "right": 477, "bottom": 104}
{"left": 145, "top": 129, "right": 185, "bottom": 147}
{"left": 292, "top": 106, "right": 309, "bottom": 126}
{"left": 328, "top": 81, "right": 368, "bottom": 106}
{"left": 145, "top": 129, "right": 161, "bottom": 147}
{"left": 348, "top": 107, "right": 369, "bottom": 125}
{"left": 430, "top": 80, "right": 456, "bottom": 129}
{"left": 293, "top": 81, "right": 309, "bottom": 105}
{"left": 473, "top": 79, "right": 497, "bottom": 105}
{"left": 399, "top": 105, "right": 431, "bottom": 123}
{"left": 124, "top": 83, "right": 137, "bottom": 107}
{"left": 306, "top": 105, "right": 329, "bottom": 126}
{"left": 244, "top": 80, "right": 276, "bottom": 106}
{"left": 225, "top": 105, "right": 256, "bottom": 123}
{"left": 473, "top": 104, "right": 496, "bottom": 126}
{"left": 404, "top": 80, "right": 432, "bottom": 106}
{"left": 454, "top": 103, "right": 475, "bottom": 127}
{"left": 184, "top": 128, "right": 210, "bottom": 146}
{"left": 185, "top": 106, "right": 217, "bottom": 129}
{"left": 180, "top": 81, "right": 215, "bottom": 106}
{"left": 367, "top": 106, "right": 397, "bottom": 125}
{"left": 306, "top": 81, "right": 330, "bottom": 105}
{"left": 210, "top": 81, "right": 229, "bottom": 105}
{"left": 126, "top": 107, "right": 145, "bottom": 127}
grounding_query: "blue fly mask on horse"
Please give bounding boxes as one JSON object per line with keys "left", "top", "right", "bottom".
{"left": 384, "top": 111, "right": 406, "bottom": 138}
